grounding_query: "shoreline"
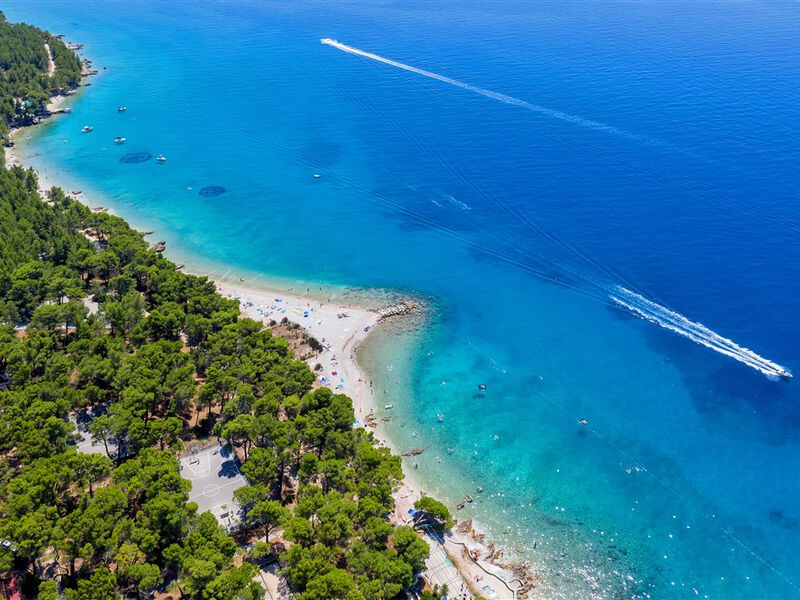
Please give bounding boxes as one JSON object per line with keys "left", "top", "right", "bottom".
{"left": 6, "top": 45, "right": 535, "bottom": 600}
{"left": 213, "top": 280, "right": 528, "bottom": 598}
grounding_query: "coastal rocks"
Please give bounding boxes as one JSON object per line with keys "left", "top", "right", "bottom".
{"left": 454, "top": 519, "right": 542, "bottom": 598}
{"left": 199, "top": 185, "right": 226, "bottom": 197}
{"left": 375, "top": 301, "right": 417, "bottom": 321}
{"left": 149, "top": 241, "right": 166, "bottom": 252}
{"left": 401, "top": 446, "right": 426, "bottom": 456}
{"left": 120, "top": 152, "right": 152, "bottom": 164}
{"left": 80, "top": 59, "right": 98, "bottom": 77}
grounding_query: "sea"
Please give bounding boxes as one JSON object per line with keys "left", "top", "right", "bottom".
{"left": 5, "top": 2, "right": 800, "bottom": 598}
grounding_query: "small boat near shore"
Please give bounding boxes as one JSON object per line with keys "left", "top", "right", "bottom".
{"left": 81, "top": 125, "right": 93, "bottom": 133}
{"left": 384, "top": 403, "right": 394, "bottom": 410}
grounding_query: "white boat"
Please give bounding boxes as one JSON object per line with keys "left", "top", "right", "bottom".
{"left": 156, "top": 155, "right": 166, "bottom": 162}
{"left": 81, "top": 125, "right": 93, "bottom": 133}
{"left": 114, "top": 137, "right": 126, "bottom": 144}
{"left": 384, "top": 403, "right": 394, "bottom": 410}
{"left": 117, "top": 106, "right": 127, "bottom": 112}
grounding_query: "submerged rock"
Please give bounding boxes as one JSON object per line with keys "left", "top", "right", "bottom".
{"left": 120, "top": 151, "right": 152, "bottom": 164}
{"left": 199, "top": 185, "right": 226, "bottom": 197}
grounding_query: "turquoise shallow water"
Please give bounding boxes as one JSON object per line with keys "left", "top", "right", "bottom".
{"left": 6, "top": 2, "right": 800, "bottom": 597}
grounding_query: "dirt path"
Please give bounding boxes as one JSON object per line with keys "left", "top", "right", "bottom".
{"left": 45, "top": 42, "right": 56, "bottom": 76}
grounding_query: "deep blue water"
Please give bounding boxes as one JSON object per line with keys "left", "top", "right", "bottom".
{"left": 6, "top": 2, "right": 800, "bottom": 597}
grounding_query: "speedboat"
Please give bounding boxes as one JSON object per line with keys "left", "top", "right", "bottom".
{"left": 778, "top": 369, "right": 793, "bottom": 379}
{"left": 81, "top": 125, "right": 93, "bottom": 133}
{"left": 117, "top": 106, "right": 127, "bottom": 112}
{"left": 156, "top": 155, "right": 166, "bottom": 162}
{"left": 114, "top": 137, "right": 126, "bottom": 144}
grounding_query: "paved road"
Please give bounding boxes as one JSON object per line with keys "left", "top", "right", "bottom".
{"left": 421, "top": 530, "right": 473, "bottom": 599}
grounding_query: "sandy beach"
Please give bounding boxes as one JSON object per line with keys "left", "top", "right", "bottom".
{"left": 215, "top": 280, "right": 380, "bottom": 420}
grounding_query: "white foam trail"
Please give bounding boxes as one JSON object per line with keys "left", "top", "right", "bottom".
{"left": 610, "top": 286, "right": 791, "bottom": 379}
{"left": 321, "top": 38, "right": 663, "bottom": 147}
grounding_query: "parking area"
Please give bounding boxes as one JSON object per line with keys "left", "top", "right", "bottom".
{"left": 69, "top": 403, "right": 118, "bottom": 458}
{"left": 180, "top": 442, "right": 247, "bottom": 532}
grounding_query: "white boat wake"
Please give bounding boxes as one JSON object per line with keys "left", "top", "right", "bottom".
{"left": 321, "top": 38, "right": 663, "bottom": 147}
{"left": 320, "top": 38, "right": 789, "bottom": 381}
{"left": 611, "top": 286, "right": 791, "bottom": 379}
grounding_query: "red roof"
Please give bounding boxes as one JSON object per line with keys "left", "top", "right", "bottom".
{"left": 1, "top": 576, "right": 21, "bottom": 600}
